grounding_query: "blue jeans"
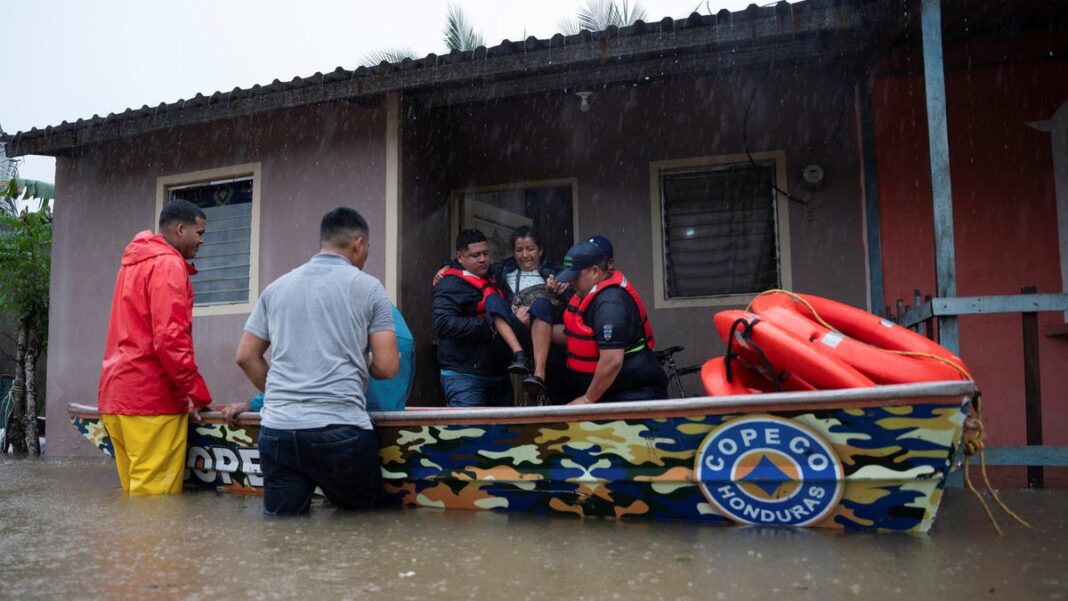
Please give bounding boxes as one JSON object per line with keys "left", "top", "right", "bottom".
{"left": 440, "top": 372, "right": 513, "bottom": 407}
{"left": 258, "top": 425, "right": 381, "bottom": 516}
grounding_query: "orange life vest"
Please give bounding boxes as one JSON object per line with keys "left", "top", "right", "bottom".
{"left": 442, "top": 267, "right": 503, "bottom": 317}
{"left": 563, "top": 271, "right": 655, "bottom": 373}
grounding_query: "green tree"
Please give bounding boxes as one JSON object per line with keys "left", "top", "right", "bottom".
{"left": 0, "top": 179, "right": 51, "bottom": 455}
{"left": 1, "top": 178, "right": 54, "bottom": 217}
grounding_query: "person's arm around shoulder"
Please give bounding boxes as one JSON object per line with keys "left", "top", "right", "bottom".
{"left": 367, "top": 282, "right": 399, "bottom": 380}
{"left": 431, "top": 263, "right": 450, "bottom": 286}
{"left": 149, "top": 256, "right": 212, "bottom": 414}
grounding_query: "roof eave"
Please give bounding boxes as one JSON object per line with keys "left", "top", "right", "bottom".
{"left": 8, "top": 0, "right": 898, "bottom": 157}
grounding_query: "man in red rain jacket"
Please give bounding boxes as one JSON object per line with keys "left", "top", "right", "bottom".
{"left": 98, "top": 199, "right": 213, "bottom": 495}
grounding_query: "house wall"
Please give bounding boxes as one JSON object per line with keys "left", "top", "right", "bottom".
{"left": 47, "top": 103, "right": 387, "bottom": 456}
{"left": 872, "top": 32, "right": 1068, "bottom": 469}
{"left": 401, "top": 67, "right": 869, "bottom": 405}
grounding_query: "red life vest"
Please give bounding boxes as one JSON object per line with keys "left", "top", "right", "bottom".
{"left": 563, "top": 270, "right": 655, "bottom": 373}
{"left": 442, "top": 267, "right": 503, "bottom": 317}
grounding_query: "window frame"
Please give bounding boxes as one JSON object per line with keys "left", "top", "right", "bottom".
{"left": 155, "top": 162, "right": 262, "bottom": 317}
{"left": 448, "top": 177, "right": 581, "bottom": 260}
{"left": 648, "top": 151, "right": 792, "bottom": 309}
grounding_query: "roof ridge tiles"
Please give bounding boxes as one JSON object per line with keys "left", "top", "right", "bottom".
{"left": 324, "top": 68, "right": 349, "bottom": 82}
{"left": 13, "top": 0, "right": 919, "bottom": 155}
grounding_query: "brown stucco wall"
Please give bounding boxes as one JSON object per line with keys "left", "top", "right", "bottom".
{"left": 401, "top": 68, "right": 867, "bottom": 404}
{"left": 47, "top": 103, "right": 387, "bottom": 456}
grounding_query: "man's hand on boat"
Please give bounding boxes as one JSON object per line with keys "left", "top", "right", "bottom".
{"left": 219, "top": 400, "right": 253, "bottom": 425}
{"left": 188, "top": 400, "right": 206, "bottom": 424}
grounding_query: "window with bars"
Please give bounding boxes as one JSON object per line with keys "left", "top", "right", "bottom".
{"left": 657, "top": 160, "right": 783, "bottom": 300}
{"left": 167, "top": 176, "right": 254, "bottom": 307}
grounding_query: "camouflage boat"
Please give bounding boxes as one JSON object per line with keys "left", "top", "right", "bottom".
{"left": 69, "top": 380, "right": 975, "bottom": 532}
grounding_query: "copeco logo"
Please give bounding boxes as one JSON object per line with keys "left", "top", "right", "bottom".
{"left": 185, "top": 445, "right": 263, "bottom": 487}
{"left": 694, "top": 416, "right": 843, "bottom": 526}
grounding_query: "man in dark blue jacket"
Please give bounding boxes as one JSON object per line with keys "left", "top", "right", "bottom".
{"left": 433, "top": 229, "right": 523, "bottom": 407}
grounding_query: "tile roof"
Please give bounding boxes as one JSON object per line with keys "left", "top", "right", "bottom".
{"left": 6, "top": 0, "right": 904, "bottom": 156}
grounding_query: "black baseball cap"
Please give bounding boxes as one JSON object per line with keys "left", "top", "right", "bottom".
{"left": 586, "top": 235, "right": 614, "bottom": 258}
{"left": 556, "top": 242, "right": 607, "bottom": 283}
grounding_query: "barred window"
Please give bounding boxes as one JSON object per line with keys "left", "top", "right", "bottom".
{"left": 651, "top": 154, "right": 790, "bottom": 308}
{"left": 168, "top": 176, "right": 254, "bottom": 307}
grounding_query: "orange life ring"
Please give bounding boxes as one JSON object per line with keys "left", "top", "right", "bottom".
{"left": 749, "top": 294, "right": 968, "bottom": 384}
{"left": 714, "top": 310, "right": 875, "bottom": 390}
{"left": 696, "top": 356, "right": 781, "bottom": 394}
{"left": 701, "top": 355, "right": 815, "bottom": 396}
{"left": 792, "top": 293, "right": 966, "bottom": 367}
{"left": 700, "top": 356, "right": 759, "bottom": 396}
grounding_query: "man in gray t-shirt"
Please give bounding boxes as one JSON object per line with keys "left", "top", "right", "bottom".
{"left": 232, "top": 207, "right": 398, "bottom": 516}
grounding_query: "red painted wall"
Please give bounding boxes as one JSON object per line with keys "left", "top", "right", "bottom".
{"left": 873, "top": 32, "right": 1068, "bottom": 484}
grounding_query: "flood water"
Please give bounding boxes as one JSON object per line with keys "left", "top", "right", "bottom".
{"left": 1, "top": 457, "right": 1066, "bottom": 600}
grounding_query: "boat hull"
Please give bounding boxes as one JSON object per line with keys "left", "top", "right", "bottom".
{"left": 70, "top": 381, "right": 973, "bottom": 532}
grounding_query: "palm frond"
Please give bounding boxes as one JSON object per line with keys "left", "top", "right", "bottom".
{"left": 359, "top": 47, "right": 417, "bottom": 67}
{"left": 557, "top": 17, "right": 581, "bottom": 36}
{"left": 621, "top": 0, "right": 647, "bottom": 24}
{"left": 444, "top": 3, "right": 484, "bottom": 52}
{"left": 570, "top": 0, "right": 648, "bottom": 33}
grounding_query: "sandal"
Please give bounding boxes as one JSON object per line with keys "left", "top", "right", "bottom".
{"left": 522, "top": 374, "right": 547, "bottom": 396}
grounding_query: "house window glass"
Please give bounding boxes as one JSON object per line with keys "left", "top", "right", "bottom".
{"left": 455, "top": 184, "right": 575, "bottom": 266}
{"left": 659, "top": 162, "right": 781, "bottom": 298}
{"left": 168, "top": 177, "right": 253, "bottom": 306}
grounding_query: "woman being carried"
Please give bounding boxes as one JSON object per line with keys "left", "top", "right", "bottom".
{"left": 491, "top": 227, "right": 571, "bottom": 399}
{"left": 435, "top": 226, "right": 570, "bottom": 402}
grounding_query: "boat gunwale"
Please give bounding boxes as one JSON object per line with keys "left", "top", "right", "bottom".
{"left": 68, "top": 381, "right": 975, "bottom": 427}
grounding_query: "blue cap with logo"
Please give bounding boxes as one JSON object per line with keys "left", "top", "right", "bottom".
{"left": 555, "top": 242, "right": 607, "bottom": 283}
{"left": 586, "top": 235, "right": 614, "bottom": 259}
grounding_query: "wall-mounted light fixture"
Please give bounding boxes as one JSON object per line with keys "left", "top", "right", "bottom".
{"left": 801, "top": 163, "right": 826, "bottom": 191}
{"left": 575, "top": 91, "right": 593, "bottom": 112}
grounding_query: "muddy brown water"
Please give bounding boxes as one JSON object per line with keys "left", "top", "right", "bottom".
{"left": 1, "top": 457, "right": 1065, "bottom": 600}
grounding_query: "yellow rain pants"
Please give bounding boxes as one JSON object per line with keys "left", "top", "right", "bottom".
{"left": 100, "top": 413, "right": 188, "bottom": 495}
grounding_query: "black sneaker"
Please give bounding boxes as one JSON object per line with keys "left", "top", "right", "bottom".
{"left": 522, "top": 374, "right": 547, "bottom": 396}
{"left": 508, "top": 351, "right": 531, "bottom": 375}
